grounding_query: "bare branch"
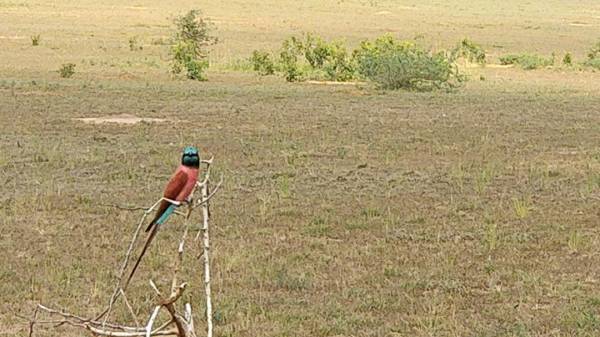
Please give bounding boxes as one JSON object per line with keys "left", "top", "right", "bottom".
{"left": 145, "top": 306, "right": 161, "bottom": 337}
{"left": 192, "top": 174, "right": 223, "bottom": 210}
{"left": 120, "top": 288, "right": 140, "bottom": 327}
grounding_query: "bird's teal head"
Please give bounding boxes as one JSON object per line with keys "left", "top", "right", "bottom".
{"left": 181, "top": 146, "right": 200, "bottom": 168}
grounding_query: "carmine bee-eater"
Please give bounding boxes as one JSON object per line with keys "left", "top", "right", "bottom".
{"left": 124, "top": 146, "right": 200, "bottom": 287}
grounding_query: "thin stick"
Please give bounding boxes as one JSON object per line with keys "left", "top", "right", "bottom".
{"left": 184, "top": 304, "right": 196, "bottom": 337}
{"left": 200, "top": 168, "right": 213, "bottom": 337}
{"left": 145, "top": 306, "right": 161, "bottom": 337}
{"left": 38, "top": 304, "right": 140, "bottom": 331}
{"left": 29, "top": 306, "right": 39, "bottom": 337}
{"left": 191, "top": 175, "right": 223, "bottom": 211}
{"left": 100, "top": 204, "right": 150, "bottom": 211}
{"left": 87, "top": 325, "right": 177, "bottom": 337}
{"left": 149, "top": 279, "right": 188, "bottom": 337}
{"left": 172, "top": 225, "right": 188, "bottom": 294}
{"left": 120, "top": 288, "right": 140, "bottom": 327}
{"left": 149, "top": 280, "right": 162, "bottom": 297}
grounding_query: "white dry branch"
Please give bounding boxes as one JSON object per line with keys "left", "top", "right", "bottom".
{"left": 27, "top": 157, "right": 221, "bottom": 337}
{"left": 196, "top": 158, "right": 215, "bottom": 337}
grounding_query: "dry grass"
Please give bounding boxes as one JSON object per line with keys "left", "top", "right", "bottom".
{"left": 1, "top": 1, "right": 600, "bottom": 336}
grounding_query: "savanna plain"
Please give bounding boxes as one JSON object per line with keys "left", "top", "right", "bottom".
{"left": 1, "top": 1, "right": 600, "bottom": 336}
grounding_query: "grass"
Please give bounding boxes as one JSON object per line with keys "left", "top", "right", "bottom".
{"left": 2, "top": 1, "right": 600, "bottom": 337}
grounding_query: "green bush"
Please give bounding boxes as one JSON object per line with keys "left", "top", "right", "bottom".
{"left": 276, "top": 34, "right": 355, "bottom": 82}
{"left": 250, "top": 50, "right": 275, "bottom": 75}
{"left": 300, "top": 33, "right": 355, "bottom": 81}
{"left": 499, "top": 53, "right": 552, "bottom": 70}
{"left": 563, "top": 52, "right": 573, "bottom": 66}
{"left": 587, "top": 41, "right": 600, "bottom": 60}
{"left": 279, "top": 36, "right": 304, "bottom": 81}
{"left": 319, "top": 40, "right": 355, "bottom": 81}
{"left": 499, "top": 54, "right": 520, "bottom": 65}
{"left": 454, "top": 38, "right": 486, "bottom": 64}
{"left": 170, "top": 9, "right": 216, "bottom": 81}
{"left": 584, "top": 41, "right": 600, "bottom": 69}
{"left": 58, "top": 63, "right": 76, "bottom": 78}
{"left": 353, "top": 35, "right": 464, "bottom": 91}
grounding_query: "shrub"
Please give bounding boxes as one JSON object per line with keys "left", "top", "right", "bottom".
{"left": 499, "top": 53, "right": 552, "bottom": 70}
{"left": 353, "top": 35, "right": 464, "bottom": 91}
{"left": 170, "top": 9, "right": 217, "bottom": 80}
{"left": 587, "top": 41, "right": 600, "bottom": 60}
{"left": 319, "top": 40, "right": 355, "bottom": 81}
{"left": 563, "top": 52, "right": 573, "bottom": 66}
{"left": 584, "top": 41, "right": 600, "bottom": 69}
{"left": 250, "top": 50, "right": 275, "bottom": 75}
{"left": 454, "top": 38, "right": 486, "bottom": 64}
{"left": 300, "top": 33, "right": 355, "bottom": 81}
{"left": 499, "top": 54, "right": 520, "bottom": 65}
{"left": 279, "top": 37, "right": 304, "bottom": 81}
{"left": 276, "top": 34, "right": 355, "bottom": 82}
{"left": 31, "top": 34, "right": 40, "bottom": 46}
{"left": 58, "top": 63, "right": 76, "bottom": 78}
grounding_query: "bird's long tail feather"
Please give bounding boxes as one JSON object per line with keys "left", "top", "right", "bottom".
{"left": 123, "top": 224, "right": 159, "bottom": 289}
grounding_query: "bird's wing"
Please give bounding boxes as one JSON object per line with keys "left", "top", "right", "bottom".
{"left": 146, "top": 170, "right": 189, "bottom": 232}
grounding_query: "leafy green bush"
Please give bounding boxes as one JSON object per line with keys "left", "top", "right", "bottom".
{"left": 275, "top": 34, "right": 355, "bottom": 82}
{"left": 300, "top": 33, "right": 355, "bottom": 81}
{"left": 563, "top": 52, "right": 573, "bottom": 66}
{"left": 587, "top": 41, "right": 600, "bottom": 60}
{"left": 58, "top": 63, "right": 75, "bottom": 78}
{"left": 279, "top": 36, "right": 304, "bottom": 81}
{"left": 353, "top": 35, "right": 464, "bottom": 91}
{"left": 170, "top": 9, "right": 216, "bottom": 80}
{"left": 250, "top": 50, "right": 275, "bottom": 75}
{"left": 499, "top": 54, "right": 520, "bottom": 65}
{"left": 454, "top": 38, "right": 486, "bottom": 64}
{"left": 499, "top": 53, "right": 552, "bottom": 70}
{"left": 584, "top": 41, "right": 600, "bottom": 69}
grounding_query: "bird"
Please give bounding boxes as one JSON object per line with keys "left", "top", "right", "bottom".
{"left": 124, "top": 146, "right": 201, "bottom": 288}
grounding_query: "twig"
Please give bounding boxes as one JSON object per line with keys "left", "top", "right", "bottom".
{"left": 199, "top": 161, "right": 214, "bottom": 337}
{"left": 149, "top": 280, "right": 162, "bottom": 297}
{"left": 145, "top": 306, "right": 161, "bottom": 337}
{"left": 29, "top": 306, "right": 39, "bottom": 337}
{"left": 191, "top": 175, "right": 223, "bottom": 211}
{"left": 100, "top": 204, "right": 150, "bottom": 211}
{"left": 172, "top": 225, "right": 188, "bottom": 294}
{"left": 149, "top": 279, "right": 188, "bottom": 337}
{"left": 38, "top": 304, "right": 130, "bottom": 330}
{"left": 120, "top": 288, "right": 140, "bottom": 327}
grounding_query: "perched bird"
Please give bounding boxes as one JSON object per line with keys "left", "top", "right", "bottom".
{"left": 124, "top": 146, "right": 201, "bottom": 288}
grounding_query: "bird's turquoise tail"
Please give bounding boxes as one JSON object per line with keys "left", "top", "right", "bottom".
{"left": 156, "top": 204, "right": 177, "bottom": 225}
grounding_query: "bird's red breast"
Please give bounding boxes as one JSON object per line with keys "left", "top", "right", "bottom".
{"left": 147, "top": 165, "right": 200, "bottom": 230}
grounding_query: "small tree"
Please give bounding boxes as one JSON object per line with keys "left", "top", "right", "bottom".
{"left": 250, "top": 50, "right": 275, "bottom": 75}
{"left": 171, "top": 10, "right": 217, "bottom": 80}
